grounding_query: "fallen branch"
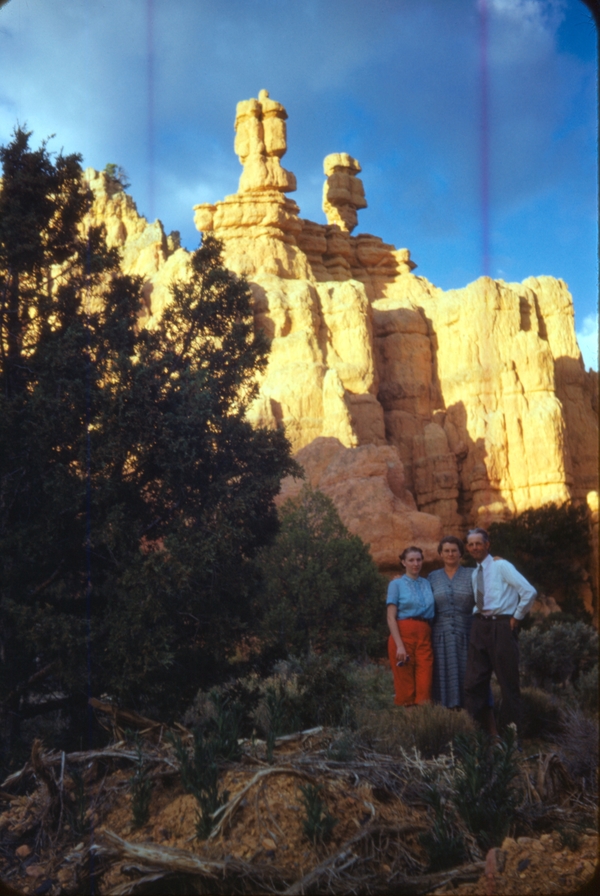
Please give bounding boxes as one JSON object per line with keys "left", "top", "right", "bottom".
{"left": 1, "top": 745, "right": 178, "bottom": 791}
{"left": 209, "top": 765, "right": 318, "bottom": 840}
{"left": 282, "top": 823, "right": 409, "bottom": 895}
{"left": 95, "top": 829, "right": 293, "bottom": 895}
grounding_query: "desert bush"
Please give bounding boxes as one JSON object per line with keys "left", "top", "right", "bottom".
{"left": 295, "top": 653, "right": 357, "bottom": 729}
{"left": 168, "top": 729, "right": 229, "bottom": 840}
{"left": 553, "top": 707, "right": 598, "bottom": 783}
{"left": 419, "top": 781, "right": 466, "bottom": 871}
{"left": 257, "top": 486, "right": 387, "bottom": 657}
{"left": 452, "top": 728, "right": 521, "bottom": 852}
{"left": 356, "top": 703, "right": 475, "bottom": 759}
{"left": 519, "top": 621, "right": 597, "bottom": 689}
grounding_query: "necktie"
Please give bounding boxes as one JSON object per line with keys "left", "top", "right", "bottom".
{"left": 476, "top": 564, "right": 485, "bottom": 613}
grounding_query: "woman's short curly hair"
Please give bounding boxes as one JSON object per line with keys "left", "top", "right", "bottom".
{"left": 437, "top": 535, "right": 465, "bottom": 556}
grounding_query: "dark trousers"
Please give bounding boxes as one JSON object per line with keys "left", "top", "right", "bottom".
{"left": 464, "top": 615, "right": 521, "bottom": 732}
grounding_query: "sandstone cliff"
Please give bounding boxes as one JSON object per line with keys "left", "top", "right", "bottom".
{"left": 83, "top": 91, "right": 598, "bottom": 591}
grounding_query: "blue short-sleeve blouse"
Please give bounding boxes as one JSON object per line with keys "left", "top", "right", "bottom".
{"left": 386, "top": 575, "right": 435, "bottom": 620}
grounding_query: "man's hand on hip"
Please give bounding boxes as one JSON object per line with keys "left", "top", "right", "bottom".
{"left": 510, "top": 617, "right": 519, "bottom": 631}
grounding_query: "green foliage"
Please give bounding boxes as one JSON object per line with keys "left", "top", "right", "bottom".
{"left": 168, "top": 729, "right": 229, "bottom": 840}
{"left": 257, "top": 486, "right": 387, "bottom": 657}
{"left": 488, "top": 503, "right": 593, "bottom": 617}
{"left": 299, "top": 783, "right": 338, "bottom": 845}
{"left": 263, "top": 683, "right": 288, "bottom": 763}
{"left": 419, "top": 781, "right": 466, "bottom": 871}
{"left": 519, "top": 621, "right": 598, "bottom": 689}
{"left": 68, "top": 766, "right": 90, "bottom": 836}
{"left": 103, "top": 162, "right": 130, "bottom": 190}
{"left": 0, "top": 128, "right": 297, "bottom": 752}
{"left": 452, "top": 728, "right": 520, "bottom": 852}
{"left": 129, "top": 743, "right": 153, "bottom": 829}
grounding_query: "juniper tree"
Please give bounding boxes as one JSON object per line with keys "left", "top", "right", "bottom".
{"left": 0, "top": 129, "right": 297, "bottom": 764}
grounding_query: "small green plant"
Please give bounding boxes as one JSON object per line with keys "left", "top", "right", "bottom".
{"left": 264, "top": 683, "right": 288, "bottom": 763}
{"left": 299, "top": 783, "right": 338, "bottom": 845}
{"left": 419, "top": 781, "right": 466, "bottom": 871}
{"left": 67, "top": 767, "right": 89, "bottom": 836}
{"left": 168, "top": 729, "right": 229, "bottom": 840}
{"left": 451, "top": 728, "right": 520, "bottom": 852}
{"left": 129, "top": 742, "right": 153, "bottom": 829}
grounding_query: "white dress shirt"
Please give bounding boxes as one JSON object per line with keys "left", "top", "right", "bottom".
{"left": 472, "top": 553, "right": 537, "bottom": 620}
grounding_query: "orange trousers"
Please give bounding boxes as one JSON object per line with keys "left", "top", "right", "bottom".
{"left": 388, "top": 619, "right": 433, "bottom": 706}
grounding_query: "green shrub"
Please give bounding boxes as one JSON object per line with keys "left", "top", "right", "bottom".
{"left": 419, "top": 782, "right": 466, "bottom": 871}
{"left": 519, "top": 621, "right": 598, "bottom": 689}
{"left": 452, "top": 728, "right": 520, "bottom": 852}
{"left": 168, "top": 728, "right": 230, "bottom": 840}
{"left": 257, "top": 487, "right": 387, "bottom": 658}
{"left": 130, "top": 744, "right": 153, "bottom": 829}
{"left": 295, "top": 653, "right": 357, "bottom": 729}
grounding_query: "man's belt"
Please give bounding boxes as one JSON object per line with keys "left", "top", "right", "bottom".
{"left": 476, "top": 613, "right": 513, "bottom": 620}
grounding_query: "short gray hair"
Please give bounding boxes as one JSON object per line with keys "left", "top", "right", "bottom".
{"left": 467, "top": 527, "right": 490, "bottom": 543}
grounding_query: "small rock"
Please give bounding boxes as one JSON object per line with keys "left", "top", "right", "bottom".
{"left": 25, "top": 865, "right": 44, "bottom": 878}
{"left": 517, "top": 837, "right": 535, "bottom": 846}
{"left": 501, "top": 837, "right": 517, "bottom": 851}
{"left": 540, "top": 834, "right": 552, "bottom": 842}
{"left": 517, "top": 858, "right": 531, "bottom": 872}
{"left": 16, "top": 844, "right": 32, "bottom": 858}
{"left": 485, "top": 848, "right": 506, "bottom": 875}
{"left": 262, "top": 838, "right": 276, "bottom": 851}
{"left": 33, "top": 880, "right": 54, "bottom": 896}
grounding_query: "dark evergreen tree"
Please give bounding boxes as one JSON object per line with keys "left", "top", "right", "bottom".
{"left": 0, "top": 129, "right": 297, "bottom": 763}
{"left": 488, "top": 502, "right": 594, "bottom": 621}
{"left": 257, "top": 486, "right": 387, "bottom": 657}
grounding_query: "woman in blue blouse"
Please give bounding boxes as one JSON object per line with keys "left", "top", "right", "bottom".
{"left": 386, "top": 545, "right": 435, "bottom": 706}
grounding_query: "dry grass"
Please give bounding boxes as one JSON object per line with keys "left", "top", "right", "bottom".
{"left": 355, "top": 703, "right": 476, "bottom": 759}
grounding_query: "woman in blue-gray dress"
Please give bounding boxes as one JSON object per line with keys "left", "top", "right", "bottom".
{"left": 428, "top": 536, "right": 475, "bottom": 709}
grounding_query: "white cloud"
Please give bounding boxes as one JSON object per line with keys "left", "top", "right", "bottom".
{"left": 576, "top": 313, "right": 598, "bottom": 371}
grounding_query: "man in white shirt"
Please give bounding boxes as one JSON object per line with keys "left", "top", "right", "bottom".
{"left": 464, "top": 527, "right": 537, "bottom": 738}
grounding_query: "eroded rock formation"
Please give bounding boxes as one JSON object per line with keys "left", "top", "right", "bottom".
{"left": 83, "top": 90, "right": 598, "bottom": 581}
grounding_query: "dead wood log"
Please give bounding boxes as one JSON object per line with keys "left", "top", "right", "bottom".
{"left": 94, "top": 829, "right": 293, "bottom": 895}
{"left": 1, "top": 745, "right": 178, "bottom": 792}
{"left": 89, "top": 698, "right": 169, "bottom": 741}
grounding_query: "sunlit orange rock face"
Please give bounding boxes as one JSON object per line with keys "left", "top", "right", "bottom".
{"left": 83, "top": 91, "right": 598, "bottom": 574}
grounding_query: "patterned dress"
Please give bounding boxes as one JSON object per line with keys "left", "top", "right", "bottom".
{"left": 428, "top": 566, "right": 475, "bottom": 708}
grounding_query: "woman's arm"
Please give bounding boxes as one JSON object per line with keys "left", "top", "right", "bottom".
{"left": 387, "top": 603, "right": 408, "bottom": 663}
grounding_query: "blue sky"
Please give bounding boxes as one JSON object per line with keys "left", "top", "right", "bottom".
{"left": 0, "top": 0, "right": 597, "bottom": 368}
